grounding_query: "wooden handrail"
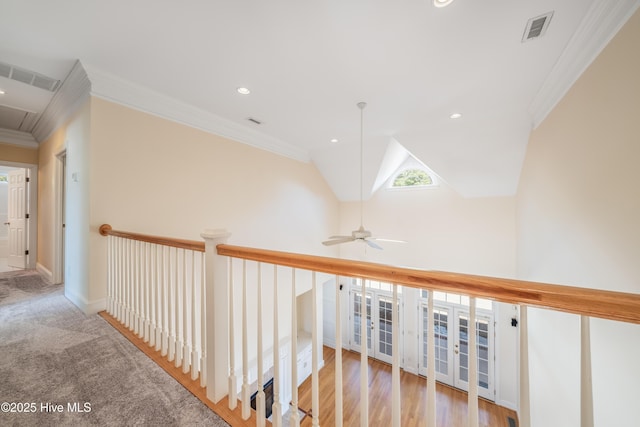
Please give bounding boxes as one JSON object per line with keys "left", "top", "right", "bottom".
{"left": 217, "top": 244, "right": 640, "bottom": 325}
{"left": 99, "top": 224, "right": 205, "bottom": 252}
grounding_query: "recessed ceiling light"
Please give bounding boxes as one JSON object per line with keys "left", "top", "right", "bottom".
{"left": 434, "top": 0, "right": 454, "bottom": 7}
{"left": 330, "top": 138, "right": 339, "bottom": 143}
{"left": 237, "top": 87, "right": 251, "bottom": 95}
{"left": 0, "top": 89, "right": 5, "bottom": 95}
{"left": 450, "top": 113, "right": 462, "bottom": 119}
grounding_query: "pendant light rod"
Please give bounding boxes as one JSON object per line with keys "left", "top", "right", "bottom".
{"left": 357, "top": 101, "right": 367, "bottom": 228}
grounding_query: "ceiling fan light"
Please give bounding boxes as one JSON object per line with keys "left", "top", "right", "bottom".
{"left": 434, "top": 0, "right": 454, "bottom": 8}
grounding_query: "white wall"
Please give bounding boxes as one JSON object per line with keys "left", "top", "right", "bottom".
{"left": 517, "top": 9, "right": 640, "bottom": 427}
{"left": 322, "top": 180, "right": 520, "bottom": 409}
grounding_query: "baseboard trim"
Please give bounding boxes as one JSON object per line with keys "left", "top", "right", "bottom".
{"left": 496, "top": 399, "right": 518, "bottom": 412}
{"left": 64, "top": 288, "right": 106, "bottom": 315}
{"left": 36, "top": 263, "right": 53, "bottom": 282}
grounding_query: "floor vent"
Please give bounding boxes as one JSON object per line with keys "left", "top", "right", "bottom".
{"left": 522, "top": 11, "right": 554, "bottom": 42}
{"left": 0, "top": 61, "right": 60, "bottom": 92}
{"left": 507, "top": 415, "right": 517, "bottom": 427}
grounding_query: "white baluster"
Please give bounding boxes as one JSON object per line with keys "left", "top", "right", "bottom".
{"left": 360, "top": 278, "right": 368, "bottom": 427}
{"left": 161, "top": 246, "right": 169, "bottom": 357}
{"left": 241, "top": 260, "right": 250, "bottom": 420}
{"left": 335, "top": 275, "right": 343, "bottom": 427}
{"left": 149, "top": 243, "right": 156, "bottom": 348}
{"left": 168, "top": 247, "right": 176, "bottom": 362}
{"left": 183, "top": 248, "right": 190, "bottom": 373}
{"left": 468, "top": 297, "right": 478, "bottom": 427}
{"left": 155, "top": 244, "right": 162, "bottom": 351}
{"left": 107, "top": 236, "right": 112, "bottom": 315}
{"left": 519, "top": 305, "right": 530, "bottom": 427}
{"left": 117, "top": 237, "right": 123, "bottom": 323}
{"left": 176, "top": 248, "right": 183, "bottom": 367}
{"left": 391, "top": 284, "right": 400, "bottom": 427}
{"left": 191, "top": 250, "right": 199, "bottom": 380}
{"left": 311, "top": 272, "right": 320, "bottom": 427}
{"left": 228, "top": 258, "right": 237, "bottom": 410}
{"left": 272, "top": 265, "right": 282, "bottom": 427}
{"left": 128, "top": 239, "right": 134, "bottom": 330}
{"left": 290, "top": 269, "right": 300, "bottom": 427}
{"left": 144, "top": 242, "right": 151, "bottom": 343}
{"left": 124, "top": 239, "right": 130, "bottom": 329}
{"left": 200, "top": 251, "right": 207, "bottom": 387}
{"left": 581, "top": 316, "right": 594, "bottom": 427}
{"left": 256, "top": 262, "right": 266, "bottom": 427}
{"left": 427, "top": 291, "right": 436, "bottom": 427}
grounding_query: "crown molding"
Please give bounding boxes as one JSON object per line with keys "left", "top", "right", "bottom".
{"left": 0, "top": 128, "right": 38, "bottom": 148}
{"left": 529, "top": 0, "right": 640, "bottom": 128}
{"left": 83, "top": 64, "right": 310, "bottom": 163}
{"left": 31, "top": 60, "right": 91, "bottom": 142}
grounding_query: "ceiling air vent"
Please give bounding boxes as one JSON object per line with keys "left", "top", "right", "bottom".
{"left": 522, "top": 11, "right": 554, "bottom": 42}
{"left": 247, "top": 117, "right": 262, "bottom": 125}
{"left": 0, "top": 61, "right": 61, "bottom": 92}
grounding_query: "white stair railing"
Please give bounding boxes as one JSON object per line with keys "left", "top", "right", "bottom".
{"left": 103, "top": 225, "right": 206, "bottom": 386}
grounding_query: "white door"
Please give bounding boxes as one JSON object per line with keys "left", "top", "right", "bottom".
{"left": 7, "top": 169, "right": 27, "bottom": 269}
{"left": 351, "top": 290, "right": 397, "bottom": 364}
{"left": 420, "top": 303, "right": 494, "bottom": 400}
{"left": 454, "top": 309, "right": 494, "bottom": 400}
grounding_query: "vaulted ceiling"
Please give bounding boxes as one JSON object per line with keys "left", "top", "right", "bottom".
{"left": 1, "top": 1, "right": 638, "bottom": 200}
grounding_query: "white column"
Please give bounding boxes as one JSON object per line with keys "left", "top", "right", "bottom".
{"left": 311, "top": 272, "right": 320, "bottom": 427}
{"left": 335, "top": 275, "right": 343, "bottom": 427}
{"left": 360, "top": 278, "right": 368, "bottom": 427}
{"left": 519, "top": 305, "right": 530, "bottom": 427}
{"left": 581, "top": 316, "right": 594, "bottom": 427}
{"left": 290, "top": 269, "right": 301, "bottom": 427}
{"left": 256, "top": 263, "right": 266, "bottom": 427}
{"left": 201, "top": 229, "right": 231, "bottom": 404}
{"left": 391, "top": 284, "right": 400, "bottom": 427}
{"left": 426, "top": 291, "right": 436, "bottom": 427}
{"left": 468, "top": 297, "right": 478, "bottom": 427}
{"left": 272, "top": 265, "right": 283, "bottom": 427}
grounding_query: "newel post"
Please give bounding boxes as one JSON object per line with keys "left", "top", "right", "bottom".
{"left": 201, "top": 229, "right": 232, "bottom": 403}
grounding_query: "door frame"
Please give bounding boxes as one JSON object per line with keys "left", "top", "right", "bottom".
{"left": 0, "top": 160, "right": 37, "bottom": 271}
{"left": 54, "top": 150, "right": 66, "bottom": 284}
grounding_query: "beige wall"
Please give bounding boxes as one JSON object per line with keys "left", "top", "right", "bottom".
{"left": 517, "top": 8, "right": 640, "bottom": 427}
{"left": 87, "top": 96, "right": 339, "bottom": 310}
{"left": 0, "top": 142, "right": 38, "bottom": 165}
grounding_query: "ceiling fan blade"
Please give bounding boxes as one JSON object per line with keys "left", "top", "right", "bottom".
{"left": 322, "top": 237, "right": 356, "bottom": 246}
{"left": 365, "top": 239, "right": 383, "bottom": 250}
{"left": 328, "top": 235, "right": 352, "bottom": 239}
{"left": 371, "top": 237, "right": 407, "bottom": 243}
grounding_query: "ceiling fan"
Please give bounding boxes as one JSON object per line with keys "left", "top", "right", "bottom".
{"left": 322, "top": 102, "right": 404, "bottom": 250}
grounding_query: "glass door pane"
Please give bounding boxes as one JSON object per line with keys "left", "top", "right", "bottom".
{"left": 455, "top": 311, "right": 493, "bottom": 400}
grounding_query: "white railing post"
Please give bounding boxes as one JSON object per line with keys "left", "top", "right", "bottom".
{"left": 391, "top": 284, "right": 400, "bottom": 427}
{"left": 257, "top": 263, "right": 266, "bottom": 427}
{"left": 334, "top": 275, "right": 343, "bottom": 427}
{"left": 311, "top": 272, "right": 320, "bottom": 427}
{"left": 241, "top": 259, "right": 250, "bottom": 420}
{"left": 468, "top": 297, "right": 478, "bottom": 427}
{"left": 519, "top": 305, "right": 530, "bottom": 427}
{"left": 201, "top": 229, "right": 232, "bottom": 403}
{"left": 360, "top": 278, "right": 368, "bottom": 427}
{"left": 272, "top": 266, "right": 283, "bottom": 427}
{"left": 290, "top": 269, "right": 301, "bottom": 427}
{"left": 581, "top": 316, "right": 594, "bottom": 427}
{"left": 427, "top": 291, "right": 436, "bottom": 427}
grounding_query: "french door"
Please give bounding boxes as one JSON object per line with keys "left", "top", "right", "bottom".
{"left": 350, "top": 289, "right": 397, "bottom": 364}
{"left": 419, "top": 303, "right": 494, "bottom": 400}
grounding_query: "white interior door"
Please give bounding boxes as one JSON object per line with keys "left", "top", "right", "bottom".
{"left": 420, "top": 302, "right": 494, "bottom": 401}
{"left": 7, "top": 169, "right": 27, "bottom": 269}
{"left": 351, "top": 289, "right": 398, "bottom": 364}
{"left": 454, "top": 309, "right": 494, "bottom": 400}
{"left": 420, "top": 304, "right": 454, "bottom": 384}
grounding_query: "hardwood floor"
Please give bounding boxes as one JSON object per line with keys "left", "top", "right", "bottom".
{"left": 296, "top": 347, "right": 518, "bottom": 427}
{"left": 102, "top": 312, "right": 517, "bottom": 427}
